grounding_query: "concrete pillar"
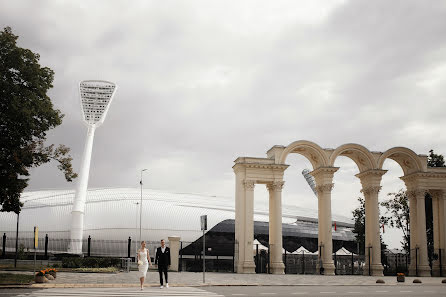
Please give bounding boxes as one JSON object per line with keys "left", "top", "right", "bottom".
{"left": 242, "top": 180, "right": 256, "bottom": 273}
{"left": 312, "top": 167, "right": 339, "bottom": 276}
{"left": 168, "top": 236, "right": 180, "bottom": 271}
{"left": 408, "top": 192, "right": 418, "bottom": 276}
{"left": 68, "top": 126, "right": 96, "bottom": 254}
{"left": 270, "top": 181, "right": 285, "bottom": 274}
{"left": 413, "top": 189, "right": 431, "bottom": 276}
{"left": 431, "top": 190, "right": 445, "bottom": 276}
{"left": 356, "top": 170, "right": 386, "bottom": 276}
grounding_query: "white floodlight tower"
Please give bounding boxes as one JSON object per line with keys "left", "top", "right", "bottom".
{"left": 68, "top": 80, "right": 117, "bottom": 254}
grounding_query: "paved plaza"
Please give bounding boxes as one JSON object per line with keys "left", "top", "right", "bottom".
{"left": 2, "top": 271, "right": 445, "bottom": 288}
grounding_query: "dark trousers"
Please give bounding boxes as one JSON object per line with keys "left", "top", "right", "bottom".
{"left": 158, "top": 265, "right": 168, "bottom": 285}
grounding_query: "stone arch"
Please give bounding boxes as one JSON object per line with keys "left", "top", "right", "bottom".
{"left": 279, "top": 140, "right": 328, "bottom": 169}
{"left": 329, "top": 143, "right": 376, "bottom": 172}
{"left": 378, "top": 147, "right": 424, "bottom": 175}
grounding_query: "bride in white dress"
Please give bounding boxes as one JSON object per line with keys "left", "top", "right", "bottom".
{"left": 137, "top": 241, "right": 152, "bottom": 290}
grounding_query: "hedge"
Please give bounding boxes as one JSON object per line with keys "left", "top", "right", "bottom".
{"left": 62, "top": 257, "right": 121, "bottom": 268}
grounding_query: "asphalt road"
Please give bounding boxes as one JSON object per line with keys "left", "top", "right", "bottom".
{"left": 0, "top": 286, "right": 445, "bottom": 297}
{"left": 204, "top": 285, "right": 446, "bottom": 297}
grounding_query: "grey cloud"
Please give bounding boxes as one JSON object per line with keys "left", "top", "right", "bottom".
{"left": 2, "top": 0, "right": 445, "bottom": 248}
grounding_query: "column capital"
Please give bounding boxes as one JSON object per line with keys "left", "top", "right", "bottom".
{"left": 355, "top": 169, "right": 387, "bottom": 188}
{"left": 428, "top": 189, "right": 444, "bottom": 200}
{"left": 406, "top": 188, "right": 427, "bottom": 199}
{"left": 311, "top": 167, "right": 339, "bottom": 187}
{"left": 361, "top": 186, "right": 382, "bottom": 196}
{"left": 316, "top": 183, "right": 334, "bottom": 195}
{"left": 243, "top": 180, "right": 255, "bottom": 190}
{"left": 407, "top": 189, "right": 427, "bottom": 200}
{"left": 267, "top": 181, "right": 285, "bottom": 192}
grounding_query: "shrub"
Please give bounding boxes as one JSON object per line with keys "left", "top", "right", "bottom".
{"left": 62, "top": 257, "right": 120, "bottom": 268}
{"left": 18, "top": 244, "right": 26, "bottom": 260}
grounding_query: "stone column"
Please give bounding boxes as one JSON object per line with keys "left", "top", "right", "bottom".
{"left": 441, "top": 191, "right": 446, "bottom": 273}
{"left": 362, "top": 186, "right": 383, "bottom": 276}
{"left": 234, "top": 170, "right": 246, "bottom": 273}
{"left": 312, "top": 167, "right": 339, "bottom": 276}
{"left": 168, "top": 236, "right": 180, "bottom": 271}
{"left": 410, "top": 189, "right": 431, "bottom": 276}
{"left": 242, "top": 180, "right": 256, "bottom": 273}
{"left": 267, "top": 184, "right": 276, "bottom": 267}
{"left": 270, "top": 181, "right": 285, "bottom": 274}
{"left": 407, "top": 190, "right": 418, "bottom": 276}
{"left": 431, "top": 190, "right": 445, "bottom": 276}
{"left": 356, "top": 170, "right": 386, "bottom": 276}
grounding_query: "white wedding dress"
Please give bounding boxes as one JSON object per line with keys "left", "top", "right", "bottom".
{"left": 138, "top": 248, "right": 149, "bottom": 278}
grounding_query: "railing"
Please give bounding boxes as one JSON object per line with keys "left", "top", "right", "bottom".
{"left": 179, "top": 241, "right": 236, "bottom": 273}
{"left": 0, "top": 233, "right": 160, "bottom": 261}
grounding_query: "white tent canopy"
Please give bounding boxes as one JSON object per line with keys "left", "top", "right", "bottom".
{"left": 291, "top": 246, "right": 318, "bottom": 255}
{"left": 253, "top": 239, "right": 268, "bottom": 251}
{"left": 333, "top": 247, "right": 357, "bottom": 256}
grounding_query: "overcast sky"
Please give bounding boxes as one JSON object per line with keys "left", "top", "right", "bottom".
{"left": 2, "top": 0, "right": 446, "bottom": 248}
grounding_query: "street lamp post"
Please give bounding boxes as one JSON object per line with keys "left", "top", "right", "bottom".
{"left": 135, "top": 202, "right": 139, "bottom": 259}
{"left": 14, "top": 212, "right": 19, "bottom": 268}
{"left": 139, "top": 169, "right": 148, "bottom": 249}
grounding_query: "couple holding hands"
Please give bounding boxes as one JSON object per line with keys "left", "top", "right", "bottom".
{"left": 137, "top": 239, "right": 171, "bottom": 290}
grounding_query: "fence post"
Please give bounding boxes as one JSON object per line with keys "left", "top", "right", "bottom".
{"left": 180, "top": 241, "right": 183, "bottom": 272}
{"left": 440, "top": 249, "right": 442, "bottom": 277}
{"left": 216, "top": 255, "right": 219, "bottom": 272}
{"left": 351, "top": 253, "right": 354, "bottom": 275}
{"left": 127, "top": 237, "right": 131, "bottom": 258}
{"left": 255, "top": 244, "right": 259, "bottom": 273}
{"left": 87, "top": 235, "right": 91, "bottom": 257}
{"left": 319, "top": 245, "right": 324, "bottom": 275}
{"left": 406, "top": 253, "right": 408, "bottom": 274}
{"left": 267, "top": 246, "right": 270, "bottom": 274}
{"left": 334, "top": 251, "right": 337, "bottom": 275}
{"left": 232, "top": 242, "right": 235, "bottom": 273}
{"left": 368, "top": 246, "right": 371, "bottom": 276}
{"left": 415, "top": 247, "right": 418, "bottom": 277}
{"left": 284, "top": 249, "right": 287, "bottom": 274}
{"left": 2, "top": 233, "right": 5, "bottom": 258}
{"left": 44, "top": 234, "right": 48, "bottom": 259}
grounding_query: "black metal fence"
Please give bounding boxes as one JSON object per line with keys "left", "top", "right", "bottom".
{"left": 1, "top": 233, "right": 159, "bottom": 261}
{"left": 3, "top": 233, "right": 441, "bottom": 276}
{"left": 254, "top": 245, "right": 366, "bottom": 275}
{"left": 179, "top": 241, "right": 236, "bottom": 273}
{"left": 382, "top": 249, "right": 408, "bottom": 276}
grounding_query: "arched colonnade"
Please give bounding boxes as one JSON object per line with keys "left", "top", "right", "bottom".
{"left": 233, "top": 140, "right": 446, "bottom": 276}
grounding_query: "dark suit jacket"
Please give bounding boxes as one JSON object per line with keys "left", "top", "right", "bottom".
{"left": 155, "top": 246, "right": 171, "bottom": 267}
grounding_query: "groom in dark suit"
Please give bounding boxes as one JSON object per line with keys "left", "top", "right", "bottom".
{"left": 155, "top": 239, "right": 170, "bottom": 288}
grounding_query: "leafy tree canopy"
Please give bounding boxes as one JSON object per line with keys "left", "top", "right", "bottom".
{"left": 427, "top": 149, "right": 445, "bottom": 167}
{"left": 0, "top": 27, "right": 77, "bottom": 214}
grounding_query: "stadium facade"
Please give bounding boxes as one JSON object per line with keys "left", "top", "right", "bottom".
{"left": 0, "top": 188, "right": 355, "bottom": 256}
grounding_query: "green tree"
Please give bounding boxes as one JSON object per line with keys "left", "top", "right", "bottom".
{"left": 352, "top": 196, "right": 366, "bottom": 254}
{"left": 380, "top": 150, "right": 445, "bottom": 260}
{"left": 0, "top": 27, "right": 77, "bottom": 214}
{"left": 380, "top": 190, "right": 410, "bottom": 253}
{"left": 352, "top": 196, "right": 387, "bottom": 255}
{"left": 427, "top": 149, "right": 445, "bottom": 167}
